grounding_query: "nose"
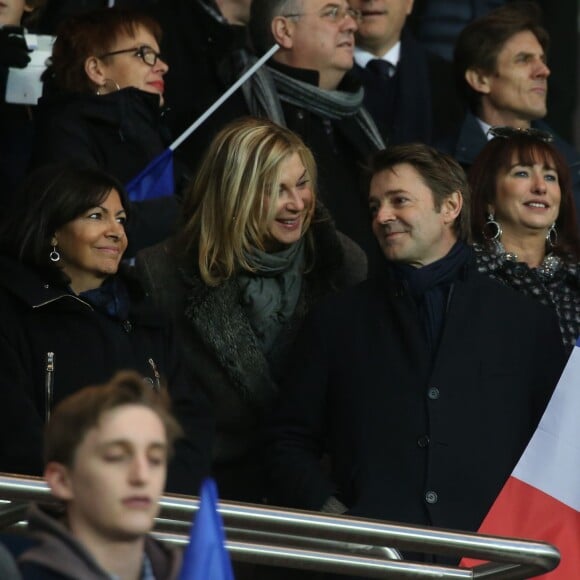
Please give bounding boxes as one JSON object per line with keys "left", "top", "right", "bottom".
{"left": 376, "top": 203, "right": 395, "bottom": 224}
{"left": 342, "top": 11, "right": 358, "bottom": 31}
{"left": 154, "top": 57, "right": 169, "bottom": 75}
{"left": 106, "top": 217, "right": 126, "bottom": 239}
{"left": 128, "top": 454, "right": 149, "bottom": 485}
{"left": 532, "top": 171, "right": 548, "bottom": 193}
{"left": 534, "top": 58, "right": 550, "bottom": 78}
{"left": 287, "top": 189, "right": 306, "bottom": 212}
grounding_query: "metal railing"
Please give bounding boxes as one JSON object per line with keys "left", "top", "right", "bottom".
{"left": 0, "top": 473, "right": 559, "bottom": 579}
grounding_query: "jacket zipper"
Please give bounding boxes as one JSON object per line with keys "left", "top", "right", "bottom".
{"left": 148, "top": 358, "right": 161, "bottom": 391}
{"left": 45, "top": 352, "right": 54, "bottom": 422}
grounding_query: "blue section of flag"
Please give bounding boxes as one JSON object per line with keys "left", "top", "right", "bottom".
{"left": 125, "top": 148, "right": 174, "bottom": 202}
{"left": 179, "top": 478, "right": 235, "bottom": 580}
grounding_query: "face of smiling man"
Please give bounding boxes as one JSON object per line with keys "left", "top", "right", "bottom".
{"left": 350, "top": 0, "right": 414, "bottom": 56}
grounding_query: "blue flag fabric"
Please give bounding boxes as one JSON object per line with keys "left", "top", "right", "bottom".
{"left": 179, "top": 478, "right": 235, "bottom": 580}
{"left": 125, "top": 148, "right": 174, "bottom": 203}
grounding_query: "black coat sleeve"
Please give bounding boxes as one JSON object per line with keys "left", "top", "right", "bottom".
{"left": 267, "top": 307, "right": 338, "bottom": 510}
{"left": 163, "top": 319, "right": 214, "bottom": 496}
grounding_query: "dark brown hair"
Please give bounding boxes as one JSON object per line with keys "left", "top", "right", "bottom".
{"left": 45, "top": 370, "right": 183, "bottom": 467}
{"left": 469, "top": 134, "right": 580, "bottom": 259}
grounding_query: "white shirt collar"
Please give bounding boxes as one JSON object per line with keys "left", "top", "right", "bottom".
{"left": 477, "top": 117, "right": 494, "bottom": 141}
{"left": 354, "top": 41, "right": 401, "bottom": 70}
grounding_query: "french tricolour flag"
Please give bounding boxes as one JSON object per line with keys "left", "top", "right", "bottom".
{"left": 463, "top": 339, "right": 580, "bottom": 577}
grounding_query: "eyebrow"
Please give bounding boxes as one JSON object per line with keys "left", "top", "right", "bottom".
{"left": 98, "top": 440, "right": 168, "bottom": 452}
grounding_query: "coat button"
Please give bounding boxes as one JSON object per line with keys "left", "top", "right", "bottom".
{"left": 427, "top": 387, "right": 440, "bottom": 400}
{"left": 122, "top": 320, "right": 132, "bottom": 333}
{"left": 417, "top": 435, "right": 430, "bottom": 448}
{"left": 297, "top": 111, "right": 304, "bottom": 120}
{"left": 425, "top": 490, "right": 438, "bottom": 504}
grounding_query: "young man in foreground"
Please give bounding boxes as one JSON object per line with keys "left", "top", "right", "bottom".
{"left": 19, "top": 371, "right": 183, "bottom": 579}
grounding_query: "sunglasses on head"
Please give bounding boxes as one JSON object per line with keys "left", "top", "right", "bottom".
{"left": 487, "top": 126, "right": 554, "bottom": 143}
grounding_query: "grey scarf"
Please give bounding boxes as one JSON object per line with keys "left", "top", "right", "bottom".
{"left": 242, "top": 61, "right": 385, "bottom": 151}
{"left": 238, "top": 238, "right": 306, "bottom": 354}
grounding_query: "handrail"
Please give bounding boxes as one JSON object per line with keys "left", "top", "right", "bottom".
{"left": 0, "top": 473, "right": 560, "bottom": 579}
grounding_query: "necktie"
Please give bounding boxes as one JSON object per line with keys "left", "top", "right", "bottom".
{"left": 366, "top": 59, "right": 396, "bottom": 78}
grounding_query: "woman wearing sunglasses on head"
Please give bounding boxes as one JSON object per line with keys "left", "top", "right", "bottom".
{"left": 28, "top": 7, "right": 179, "bottom": 256}
{"left": 470, "top": 126, "right": 580, "bottom": 350}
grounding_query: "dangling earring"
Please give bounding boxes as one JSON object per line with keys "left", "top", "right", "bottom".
{"left": 546, "top": 222, "right": 558, "bottom": 249}
{"left": 49, "top": 245, "right": 60, "bottom": 262}
{"left": 482, "top": 212, "right": 502, "bottom": 241}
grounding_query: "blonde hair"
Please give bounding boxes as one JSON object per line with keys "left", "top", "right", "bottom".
{"left": 181, "top": 117, "right": 317, "bottom": 286}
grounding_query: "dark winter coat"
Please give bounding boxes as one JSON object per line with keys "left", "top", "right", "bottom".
{"left": 135, "top": 209, "right": 367, "bottom": 502}
{"left": 0, "top": 257, "right": 212, "bottom": 495}
{"left": 30, "top": 88, "right": 181, "bottom": 256}
{"left": 268, "top": 260, "right": 566, "bottom": 536}
{"left": 19, "top": 504, "right": 181, "bottom": 579}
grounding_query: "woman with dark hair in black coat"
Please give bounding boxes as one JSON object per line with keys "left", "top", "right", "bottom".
{"left": 0, "top": 163, "right": 212, "bottom": 495}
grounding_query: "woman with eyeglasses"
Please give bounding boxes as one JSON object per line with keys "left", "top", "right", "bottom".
{"left": 28, "top": 7, "right": 179, "bottom": 256}
{"left": 469, "top": 127, "right": 580, "bottom": 350}
{"left": 136, "top": 117, "right": 367, "bottom": 503}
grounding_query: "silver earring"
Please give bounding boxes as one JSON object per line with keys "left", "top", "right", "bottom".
{"left": 49, "top": 245, "right": 60, "bottom": 262}
{"left": 482, "top": 212, "right": 502, "bottom": 241}
{"left": 546, "top": 222, "right": 558, "bottom": 248}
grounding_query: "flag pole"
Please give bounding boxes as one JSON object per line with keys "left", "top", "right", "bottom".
{"left": 169, "top": 44, "right": 280, "bottom": 152}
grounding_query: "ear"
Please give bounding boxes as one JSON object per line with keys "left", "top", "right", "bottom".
{"left": 271, "top": 16, "right": 295, "bottom": 49}
{"left": 486, "top": 202, "right": 495, "bottom": 216}
{"left": 51, "top": 234, "right": 58, "bottom": 246}
{"left": 406, "top": 0, "right": 415, "bottom": 16}
{"left": 23, "top": 3, "right": 34, "bottom": 13}
{"left": 441, "top": 191, "right": 463, "bottom": 225}
{"left": 84, "top": 56, "right": 107, "bottom": 90}
{"left": 45, "top": 462, "right": 74, "bottom": 502}
{"left": 465, "top": 67, "right": 492, "bottom": 95}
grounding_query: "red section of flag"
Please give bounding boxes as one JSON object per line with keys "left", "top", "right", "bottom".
{"left": 462, "top": 477, "right": 580, "bottom": 577}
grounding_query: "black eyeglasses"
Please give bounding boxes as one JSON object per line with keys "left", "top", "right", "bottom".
{"left": 98, "top": 45, "right": 163, "bottom": 67}
{"left": 487, "top": 126, "right": 554, "bottom": 143}
{"left": 283, "top": 5, "right": 362, "bottom": 23}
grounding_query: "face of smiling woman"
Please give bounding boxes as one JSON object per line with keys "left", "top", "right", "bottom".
{"left": 263, "top": 152, "right": 314, "bottom": 252}
{"left": 52, "top": 189, "right": 128, "bottom": 294}
{"left": 491, "top": 152, "right": 561, "bottom": 238}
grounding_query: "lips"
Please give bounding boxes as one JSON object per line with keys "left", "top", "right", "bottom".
{"left": 276, "top": 217, "right": 301, "bottom": 231}
{"left": 149, "top": 80, "right": 165, "bottom": 92}
{"left": 122, "top": 496, "right": 152, "bottom": 509}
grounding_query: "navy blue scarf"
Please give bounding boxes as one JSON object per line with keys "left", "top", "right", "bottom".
{"left": 391, "top": 241, "right": 471, "bottom": 355}
{"left": 77, "top": 276, "right": 130, "bottom": 321}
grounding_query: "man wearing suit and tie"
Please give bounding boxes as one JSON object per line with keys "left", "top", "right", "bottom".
{"left": 350, "top": 0, "right": 462, "bottom": 145}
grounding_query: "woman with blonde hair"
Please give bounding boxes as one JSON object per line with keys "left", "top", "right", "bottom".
{"left": 136, "top": 116, "right": 366, "bottom": 502}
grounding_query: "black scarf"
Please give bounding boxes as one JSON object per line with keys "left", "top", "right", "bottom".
{"left": 391, "top": 241, "right": 471, "bottom": 355}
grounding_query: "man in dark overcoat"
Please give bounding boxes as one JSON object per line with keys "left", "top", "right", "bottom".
{"left": 268, "top": 143, "right": 566, "bottom": 557}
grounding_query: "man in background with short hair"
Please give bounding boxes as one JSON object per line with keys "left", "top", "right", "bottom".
{"left": 18, "top": 371, "right": 183, "bottom": 579}
{"left": 442, "top": 2, "right": 580, "bottom": 221}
